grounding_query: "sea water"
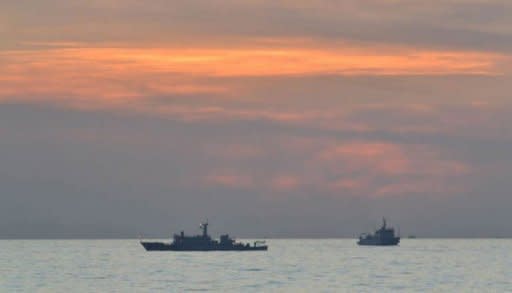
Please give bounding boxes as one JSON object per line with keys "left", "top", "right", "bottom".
{"left": 1, "top": 239, "right": 511, "bottom": 292}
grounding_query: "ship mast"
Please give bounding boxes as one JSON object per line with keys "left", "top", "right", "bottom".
{"left": 201, "top": 221, "right": 208, "bottom": 237}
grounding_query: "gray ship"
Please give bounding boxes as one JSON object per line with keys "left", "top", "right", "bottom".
{"left": 140, "top": 222, "right": 268, "bottom": 251}
{"left": 358, "top": 218, "right": 400, "bottom": 246}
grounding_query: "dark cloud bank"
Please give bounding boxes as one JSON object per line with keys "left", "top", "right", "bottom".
{"left": 1, "top": 101, "right": 512, "bottom": 238}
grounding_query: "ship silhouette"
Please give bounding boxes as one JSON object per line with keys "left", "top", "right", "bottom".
{"left": 358, "top": 218, "right": 400, "bottom": 246}
{"left": 140, "top": 221, "right": 268, "bottom": 251}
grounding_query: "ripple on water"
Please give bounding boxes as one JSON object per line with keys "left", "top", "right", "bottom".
{"left": 1, "top": 239, "right": 512, "bottom": 291}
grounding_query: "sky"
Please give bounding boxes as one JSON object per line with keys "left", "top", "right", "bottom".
{"left": 1, "top": 0, "right": 512, "bottom": 238}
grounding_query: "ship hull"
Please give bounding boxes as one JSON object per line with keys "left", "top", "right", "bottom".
{"left": 140, "top": 241, "right": 268, "bottom": 251}
{"left": 357, "top": 238, "right": 400, "bottom": 246}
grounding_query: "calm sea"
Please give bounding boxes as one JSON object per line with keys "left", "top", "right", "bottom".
{"left": 1, "top": 239, "right": 511, "bottom": 292}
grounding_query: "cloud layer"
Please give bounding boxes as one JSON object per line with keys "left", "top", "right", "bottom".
{"left": 1, "top": 0, "right": 512, "bottom": 237}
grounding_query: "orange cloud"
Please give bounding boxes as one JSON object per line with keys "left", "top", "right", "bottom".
{"left": 328, "top": 179, "right": 365, "bottom": 192}
{"left": 204, "top": 144, "right": 263, "bottom": 159}
{"left": 271, "top": 175, "right": 300, "bottom": 191}
{"left": 204, "top": 172, "right": 254, "bottom": 189}
{"left": 0, "top": 42, "right": 505, "bottom": 112}
{"left": 194, "top": 137, "right": 472, "bottom": 197}
{"left": 319, "top": 142, "right": 411, "bottom": 175}
{"left": 314, "top": 141, "right": 472, "bottom": 196}
{"left": 319, "top": 141, "right": 471, "bottom": 177}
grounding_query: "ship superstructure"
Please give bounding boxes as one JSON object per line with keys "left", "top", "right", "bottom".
{"left": 358, "top": 218, "right": 400, "bottom": 246}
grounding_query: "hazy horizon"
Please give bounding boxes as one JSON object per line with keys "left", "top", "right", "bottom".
{"left": 1, "top": 0, "right": 512, "bottom": 238}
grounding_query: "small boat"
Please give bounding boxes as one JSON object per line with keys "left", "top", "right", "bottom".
{"left": 358, "top": 218, "right": 400, "bottom": 246}
{"left": 140, "top": 221, "right": 268, "bottom": 251}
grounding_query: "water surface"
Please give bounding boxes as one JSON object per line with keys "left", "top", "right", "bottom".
{"left": 1, "top": 239, "right": 511, "bottom": 291}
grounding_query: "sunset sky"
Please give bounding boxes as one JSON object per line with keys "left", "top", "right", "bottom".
{"left": 1, "top": 0, "right": 512, "bottom": 238}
